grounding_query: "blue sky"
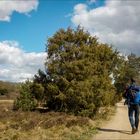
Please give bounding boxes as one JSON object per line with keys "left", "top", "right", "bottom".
{"left": 0, "top": 0, "right": 105, "bottom": 53}
{"left": 0, "top": 0, "right": 140, "bottom": 82}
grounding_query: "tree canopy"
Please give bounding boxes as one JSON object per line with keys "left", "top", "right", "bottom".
{"left": 44, "top": 27, "right": 121, "bottom": 116}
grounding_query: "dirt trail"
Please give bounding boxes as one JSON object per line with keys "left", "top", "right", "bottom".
{"left": 93, "top": 100, "right": 140, "bottom": 140}
{"left": 0, "top": 100, "right": 14, "bottom": 103}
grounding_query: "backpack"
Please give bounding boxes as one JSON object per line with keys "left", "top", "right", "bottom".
{"left": 124, "top": 85, "right": 140, "bottom": 105}
{"left": 133, "top": 91, "right": 140, "bottom": 104}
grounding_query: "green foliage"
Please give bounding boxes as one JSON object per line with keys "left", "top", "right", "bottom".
{"left": 34, "top": 69, "right": 47, "bottom": 84}
{"left": 30, "top": 83, "right": 44, "bottom": 101}
{"left": 45, "top": 27, "right": 120, "bottom": 117}
{"left": 14, "top": 81, "right": 37, "bottom": 111}
{"left": 0, "top": 88, "right": 8, "bottom": 95}
{"left": 30, "top": 83, "right": 45, "bottom": 106}
{"left": 114, "top": 53, "right": 140, "bottom": 101}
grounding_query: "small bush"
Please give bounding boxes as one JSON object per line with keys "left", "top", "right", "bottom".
{"left": 13, "top": 81, "right": 37, "bottom": 111}
{"left": 0, "top": 88, "right": 8, "bottom": 95}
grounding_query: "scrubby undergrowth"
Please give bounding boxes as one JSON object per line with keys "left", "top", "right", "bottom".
{"left": 0, "top": 101, "right": 115, "bottom": 140}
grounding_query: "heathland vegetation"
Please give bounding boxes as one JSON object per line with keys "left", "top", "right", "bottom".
{"left": 1, "top": 27, "right": 140, "bottom": 139}
{"left": 0, "top": 81, "right": 19, "bottom": 99}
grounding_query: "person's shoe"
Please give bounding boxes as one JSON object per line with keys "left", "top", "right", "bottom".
{"left": 136, "top": 128, "right": 139, "bottom": 133}
{"left": 132, "top": 127, "right": 137, "bottom": 134}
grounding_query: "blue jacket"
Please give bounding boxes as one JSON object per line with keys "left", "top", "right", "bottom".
{"left": 125, "top": 85, "right": 140, "bottom": 105}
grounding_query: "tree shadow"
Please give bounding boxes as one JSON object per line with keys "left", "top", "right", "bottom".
{"left": 97, "top": 127, "right": 131, "bottom": 135}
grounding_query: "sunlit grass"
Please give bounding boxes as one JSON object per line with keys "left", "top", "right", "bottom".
{"left": 0, "top": 101, "right": 115, "bottom": 140}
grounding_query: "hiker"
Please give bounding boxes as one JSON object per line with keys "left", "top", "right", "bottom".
{"left": 124, "top": 78, "right": 140, "bottom": 134}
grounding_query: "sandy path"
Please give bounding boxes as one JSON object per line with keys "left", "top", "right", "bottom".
{"left": 93, "top": 100, "right": 140, "bottom": 140}
{"left": 0, "top": 100, "right": 14, "bottom": 103}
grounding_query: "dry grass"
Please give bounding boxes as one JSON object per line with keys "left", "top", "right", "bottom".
{"left": 0, "top": 100, "right": 99, "bottom": 140}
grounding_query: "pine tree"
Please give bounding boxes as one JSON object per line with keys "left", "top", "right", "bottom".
{"left": 13, "top": 81, "right": 37, "bottom": 111}
{"left": 45, "top": 27, "right": 120, "bottom": 116}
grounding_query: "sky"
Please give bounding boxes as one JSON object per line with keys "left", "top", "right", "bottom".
{"left": 0, "top": 0, "right": 140, "bottom": 82}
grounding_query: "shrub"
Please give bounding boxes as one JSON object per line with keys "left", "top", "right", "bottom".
{"left": 13, "top": 81, "right": 37, "bottom": 111}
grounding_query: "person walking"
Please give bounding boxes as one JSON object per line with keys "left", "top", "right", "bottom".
{"left": 124, "top": 78, "right": 140, "bottom": 134}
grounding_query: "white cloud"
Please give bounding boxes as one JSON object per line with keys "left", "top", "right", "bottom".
{"left": 0, "top": 0, "right": 39, "bottom": 21}
{"left": 72, "top": 0, "right": 140, "bottom": 55}
{"left": 0, "top": 41, "right": 46, "bottom": 82}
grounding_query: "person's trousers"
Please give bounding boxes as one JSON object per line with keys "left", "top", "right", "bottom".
{"left": 128, "top": 104, "right": 140, "bottom": 129}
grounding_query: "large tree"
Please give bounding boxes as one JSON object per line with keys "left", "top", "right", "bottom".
{"left": 45, "top": 27, "right": 120, "bottom": 117}
{"left": 13, "top": 27, "right": 140, "bottom": 116}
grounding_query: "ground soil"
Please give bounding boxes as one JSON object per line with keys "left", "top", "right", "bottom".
{"left": 93, "top": 100, "right": 140, "bottom": 140}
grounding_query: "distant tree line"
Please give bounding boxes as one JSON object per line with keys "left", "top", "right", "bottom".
{"left": 0, "top": 81, "right": 18, "bottom": 96}
{"left": 14, "top": 27, "right": 140, "bottom": 117}
{"left": 0, "top": 88, "right": 8, "bottom": 95}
